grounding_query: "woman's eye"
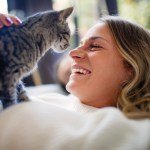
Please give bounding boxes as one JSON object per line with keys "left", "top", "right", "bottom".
{"left": 90, "top": 44, "right": 103, "bottom": 50}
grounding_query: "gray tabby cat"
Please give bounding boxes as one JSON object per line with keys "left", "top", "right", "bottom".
{"left": 0, "top": 7, "right": 73, "bottom": 109}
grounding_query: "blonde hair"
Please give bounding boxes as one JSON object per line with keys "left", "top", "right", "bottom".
{"left": 100, "top": 16, "right": 150, "bottom": 119}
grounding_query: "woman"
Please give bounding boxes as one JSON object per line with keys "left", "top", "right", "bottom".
{"left": 66, "top": 16, "right": 150, "bottom": 119}
{"left": 0, "top": 13, "right": 150, "bottom": 150}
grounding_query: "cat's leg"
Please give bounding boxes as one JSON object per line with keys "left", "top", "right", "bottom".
{"left": 0, "top": 99, "right": 3, "bottom": 111}
{"left": 2, "top": 86, "right": 18, "bottom": 108}
{"left": 1, "top": 75, "right": 18, "bottom": 108}
{"left": 17, "top": 80, "right": 30, "bottom": 102}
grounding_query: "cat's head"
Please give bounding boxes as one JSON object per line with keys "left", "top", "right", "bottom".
{"left": 51, "top": 7, "right": 73, "bottom": 52}
{"left": 34, "top": 7, "right": 73, "bottom": 53}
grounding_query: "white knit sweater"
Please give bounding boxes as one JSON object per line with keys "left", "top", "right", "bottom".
{"left": 0, "top": 93, "right": 150, "bottom": 150}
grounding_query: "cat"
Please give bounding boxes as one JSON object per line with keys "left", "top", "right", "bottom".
{"left": 0, "top": 7, "right": 73, "bottom": 109}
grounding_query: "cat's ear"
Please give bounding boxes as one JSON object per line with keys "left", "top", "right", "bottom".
{"left": 58, "top": 7, "right": 73, "bottom": 21}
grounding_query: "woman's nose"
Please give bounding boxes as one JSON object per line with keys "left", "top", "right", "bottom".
{"left": 69, "top": 46, "right": 85, "bottom": 59}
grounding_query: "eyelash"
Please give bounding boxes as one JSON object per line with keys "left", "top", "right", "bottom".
{"left": 90, "top": 44, "right": 103, "bottom": 50}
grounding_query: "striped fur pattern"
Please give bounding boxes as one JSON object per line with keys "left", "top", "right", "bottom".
{"left": 0, "top": 7, "right": 73, "bottom": 109}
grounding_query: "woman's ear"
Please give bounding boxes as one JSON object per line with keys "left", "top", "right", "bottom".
{"left": 127, "top": 68, "right": 134, "bottom": 80}
{"left": 124, "top": 60, "right": 134, "bottom": 80}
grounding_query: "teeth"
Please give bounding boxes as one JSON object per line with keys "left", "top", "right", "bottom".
{"left": 72, "top": 68, "right": 90, "bottom": 75}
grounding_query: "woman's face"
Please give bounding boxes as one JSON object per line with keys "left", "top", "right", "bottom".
{"left": 66, "top": 22, "right": 131, "bottom": 108}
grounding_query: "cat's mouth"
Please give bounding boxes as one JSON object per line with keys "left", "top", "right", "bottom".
{"left": 52, "top": 43, "right": 70, "bottom": 53}
{"left": 60, "top": 43, "right": 69, "bottom": 50}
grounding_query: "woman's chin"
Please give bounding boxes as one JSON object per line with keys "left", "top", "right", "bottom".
{"left": 66, "top": 81, "right": 79, "bottom": 95}
{"left": 66, "top": 82, "right": 74, "bottom": 93}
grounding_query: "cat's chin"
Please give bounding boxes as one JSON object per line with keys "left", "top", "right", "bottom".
{"left": 51, "top": 48, "right": 66, "bottom": 53}
{"left": 51, "top": 44, "right": 69, "bottom": 53}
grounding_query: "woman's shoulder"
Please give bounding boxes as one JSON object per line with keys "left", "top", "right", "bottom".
{"left": 84, "top": 107, "right": 150, "bottom": 149}
{"left": 89, "top": 107, "right": 150, "bottom": 137}
{"left": 91, "top": 107, "right": 150, "bottom": 123}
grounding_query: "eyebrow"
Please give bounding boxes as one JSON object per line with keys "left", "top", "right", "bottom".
{"left": 80, "top": 36, "right": 109, "bottom": 44}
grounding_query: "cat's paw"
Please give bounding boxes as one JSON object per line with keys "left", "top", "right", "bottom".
{"left": 18, "top": 93, "right": 31, "bottom": 102}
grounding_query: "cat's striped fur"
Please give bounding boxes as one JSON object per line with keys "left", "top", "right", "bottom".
{"left": 0, "top": 7, "right": 73, "bottom": 109}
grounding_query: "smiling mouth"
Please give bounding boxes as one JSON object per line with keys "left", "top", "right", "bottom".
{"left": 72, "top": 68, "right": 91, "bottom": 75}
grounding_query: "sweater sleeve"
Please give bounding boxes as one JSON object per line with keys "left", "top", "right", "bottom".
{"left": 0, "top": 101, "right": 149, "bottom": 150}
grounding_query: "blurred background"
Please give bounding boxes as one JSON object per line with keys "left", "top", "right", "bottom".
{"left": 0, "top": 0, "right": 150, "bottom": 88}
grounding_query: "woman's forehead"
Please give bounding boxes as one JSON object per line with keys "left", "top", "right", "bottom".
{"left": 81, "top": 23, "right": 112, "bottom": 43}
{"left": 80, "top": 36, "right": 109, "bottom": 45}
